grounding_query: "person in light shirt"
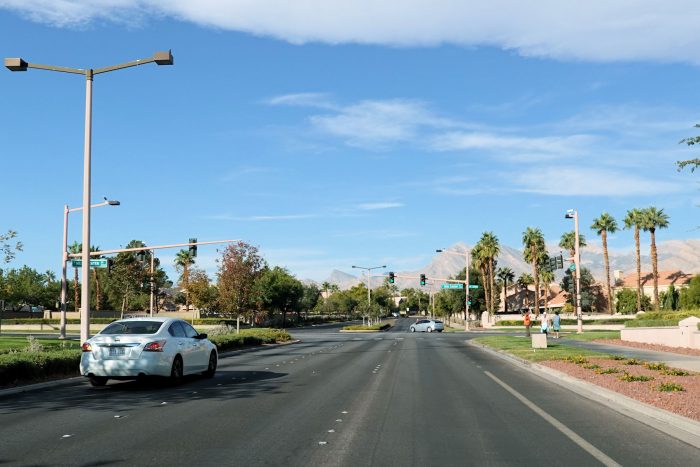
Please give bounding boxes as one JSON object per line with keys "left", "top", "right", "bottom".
{"left": 540, "top": 310, "right": 549, "bottom": 335}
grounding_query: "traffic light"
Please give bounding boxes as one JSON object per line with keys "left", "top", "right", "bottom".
{"left": 189, "top": 238, "right": 197, "bottom": 257}
{"left": 107, "top": 259, "right": 114, "bottom": 273}
{"left": 556, "top": 255, "right": 564, "bottom": 269}
{"left": 548, "top": 257, "right": 556, "bottom": 271}
{"left": 389, "top": 272, "right": 395, "bottom": 284}
{"left": 420, "top": 274, "right": 426, "bottom": 286}
{"left": 467, "top": 295, "right": 472, "bottom": 305}
{"left": 136, "top": 250, "right": 146, "bottom": 263}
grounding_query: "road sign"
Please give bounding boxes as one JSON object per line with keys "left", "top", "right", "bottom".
{"left": 71, "top": 259, "right": 108, "bottom": 268}
{"left": 468, "top": 284, "right": 480, "bottom": 289}
{"left": 441, "top": 283, "right": 464, "bottom": 289}
{"left": 569, "top": 263, "right": 576, "bottom": 272}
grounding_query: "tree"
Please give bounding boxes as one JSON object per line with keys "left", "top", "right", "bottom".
{"left": 679, "top": 275, "right": 700, "bottom": 309}
{"left": 522, "top": 227, "right": 546, "bottom": 315}
{"left": 479, "top": 232, "right": 500, "bottom": 316}
{"left": 558, "top": 231, "right": 587, "bottom": 259}
{"left": 497, "top": 267, "right": 515, "bottom": 313}
{"left": 661, "top": 284, "right": 679, "bottom": 311}
{"left": 102, "top": 240, "right": 150, "bottom": 314}
{"left": 560, "top": 267, "right": 603, "bottom": 312}
{"left": 300, "top": 283, "right": 321, "bottom": 319}
{"left": 188, "top": 268, "right": 219, "bottom": 313}
{"left": 175, "top": 249, "right": 196, "bottom": 313}
{"left": 517, "top": 273, "right": 534, "bottom": 310}
{"left": 678, "top": 124, "right": 700, "bottom": 172}
{"left": 591, "top": 212, "right": 618, "bottom": 314}
{"left": 640, "top": 207, "right": 670, "bottom": 311}
{"left": 68, "top": 241, "right": 82, "bottom": 311}
{"left": 624, "top": 209, "right": 645, "bottom": 313}
{"left": 1, "top": 230, "right": 22, "bottom": 264}
{"left": 616, "top": 288, "right": 651, "bottom": 314}
{"left": 257, "top": 266, "right": 304, "bottom": 327}
{"left": 471, "top": 243, "right": 490, "bottom": 315}
{"left": 539, "top": 267, "right": 554, "bottom": 313}
{"left": 217, "top": 241, "right": 266, "bottom": 321}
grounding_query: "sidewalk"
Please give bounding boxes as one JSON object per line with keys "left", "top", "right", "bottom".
{"left": 558, "top": 338, "right": 700, "bottom": 373}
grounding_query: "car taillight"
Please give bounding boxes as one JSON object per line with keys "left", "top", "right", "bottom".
{"left": 143, "top": 340, "right": 166, "bottom": 352}
{"left": 81, "top": 343, "right": 92, "bottom": 352}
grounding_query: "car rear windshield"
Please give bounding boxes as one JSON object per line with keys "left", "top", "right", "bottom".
{"left": 101, "top": 321, "right": 163, "bottom": 335}
{"left": 435, "top": 320, "right": 443, "bottom": 324}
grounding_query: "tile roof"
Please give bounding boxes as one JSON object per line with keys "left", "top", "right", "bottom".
{"left": 619, "top": 270, "right": 693, "bottom": 288}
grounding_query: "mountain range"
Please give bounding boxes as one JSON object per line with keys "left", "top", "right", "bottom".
{"left": 318, "top": 239, "right": 700, "bottom": 290}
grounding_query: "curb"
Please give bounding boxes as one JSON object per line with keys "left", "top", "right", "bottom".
{"left": 467, "top": 340, "right": 700, "bottom": 449}
{"left": 0, "top": 339, "right": 302, "bottom": 399}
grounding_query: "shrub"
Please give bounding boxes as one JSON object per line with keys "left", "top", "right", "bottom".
{"left": 658, "top": 382, "right": 685, "bottom": 392}
{"left": 342, "top": 323, "right": 390, "bottom": 331}
{"left": 619, "top": 372, "right": 654, "bottom": 382}
{"left": 625, "top": 358, "right": 643, "bottom": 365}
{"left": 582, "top": 364, "right": 601, "bottom": 370}
{"left": 611, "top": 355, "right": 625, "bottom": 360}
{"left": 564, "top": 355, "right": 589, "bottom": 365}
{"left": 645, "top": 362, "right": 668, "bottom": 371}
{"left": 661, "top": 368, "right": 691, "bottom": 376}
{"left": 0, "top": 349, "right": 81, "bottom": 386}
{"left": 595, "top": 367, "right": 620, "bottom": 374}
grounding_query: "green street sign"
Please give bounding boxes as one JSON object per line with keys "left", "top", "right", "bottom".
{"left": 71, "top": 259, "right": 108, "bottom": 268}
{"left": 468, "top": 285, "right": 480, "bottom": 289}
{"left": 441, "top": 283, "right": 464, "bottom": 289}
{"left": 569, "top": 263, "right": 576, "bottom": 272}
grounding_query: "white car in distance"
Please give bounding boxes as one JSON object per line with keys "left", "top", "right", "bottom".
{"left": 80, "top": 317, "right": 218, "bottom": 387}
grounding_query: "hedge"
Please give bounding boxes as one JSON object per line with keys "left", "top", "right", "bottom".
{"left": 0, "top": 318, "right": 256, "bottom": 326}
{"left": 495, "top": 319, "right": 628, "bottom": 326}
{"left": 342, "top": 323, "right": 391, "bottom": 331}
{"left": 0, "top": 328, "right": 291, "bottom": 387}
{"left": 634, "top": 311, "right": 700, "bottom": 322}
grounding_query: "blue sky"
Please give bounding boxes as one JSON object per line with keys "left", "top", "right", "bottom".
{"left": 1, "top": 1, "right": 699, "bottom": 282}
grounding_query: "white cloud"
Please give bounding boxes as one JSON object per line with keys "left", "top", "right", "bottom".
{"left": 357, "top": 202, "right": 404, "bottom": 210}
{"left": 431, "top": 132, "right": 594, "bottom": 155}
{"left": 513, "top": 167, "right": 683, "bottom": 196}
{"left": 4, "top": 1, "right": 700, "bottom": 64}
{"left": 202, "top": 213, "right": 317, "bottom": 221}
{"left": 266, "top": 93, "right": 335, "bottom": 109}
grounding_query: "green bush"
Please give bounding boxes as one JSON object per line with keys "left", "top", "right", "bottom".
{"left": 634, "top": 311, "right": 699, "bottom": 322}
{"left": 625, "top": 319, "right": 679, "bottom": 328}
{"left": 342, "top": 323, "right": 390, "bottom": 331}
{"left": 209, "top": 328, "right": 291, "bottom": 352}
{"left": 625, "top": 358, "right": 643, "bottom": 365}
{"left": 0, "top": 349, "right": 81, "bottom": 386}
{"left": 619, "top": 372, "right": 654, "bottom": 382}
{"left": 658, "top": 382, "right": 685, "bottom": 392}
{"left": 595, "top": 367, "right": 620, "bottom": 374}
{"left": 661, "top": 368, "right": 691, "bottom": 376}
{"left": 645, "top": 362, "right": 668, "bottom": 371}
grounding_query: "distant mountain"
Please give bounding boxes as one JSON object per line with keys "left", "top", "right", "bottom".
{"left": 322, "top": 239, "right": 700, "bottom": 290}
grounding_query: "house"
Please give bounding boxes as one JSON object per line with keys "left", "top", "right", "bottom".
{"left": 498, "top": 283, "right": 567, "bottom": 313}
{"left": 615, "top": 270, "right": 693, "bottom": 298}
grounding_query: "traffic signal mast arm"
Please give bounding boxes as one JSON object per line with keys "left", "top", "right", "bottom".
{"left": 67, "top": 239, "right": 239, "bottom": 258}
{"left": 373, "top": 273, "right": 467, "bottom": 284}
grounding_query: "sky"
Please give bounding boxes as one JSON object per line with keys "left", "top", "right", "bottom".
{"left": 1, "top": 1, "right": 699, "bottom": 283}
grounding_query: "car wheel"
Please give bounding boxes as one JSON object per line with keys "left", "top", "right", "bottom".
{"left": 428, "top": 327, "right": 433, "bottom": 332}
{"left": 410, "top": 327, "right": 416, "bottom": 332}
{"left": 437, "top": 330, "right": 443, "bottom": 333}
{"left": 203, "top": 351, "right": 217, "bottom": 378}
{"left": 170, "top": 356, "right": 183, "bottom": 385}
{"left": 88, "top": 376, "right": 108, "bottom": 387}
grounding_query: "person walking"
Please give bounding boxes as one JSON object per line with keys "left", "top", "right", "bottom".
{"left": 523, "top": 310, "right": 531, "bottom": 337}
{"left": 540, "top": 310, "right": 549, "bottom": 335}
{"left": 552, "top": 310, "right": 561, "bottom": 339}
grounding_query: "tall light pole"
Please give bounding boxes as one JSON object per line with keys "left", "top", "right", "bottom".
{"left": 436, "top": 247, "right": 470, "bottom": 330}
{"left": 6, "top": 51, "right": 174, "bottom": 343}
{"left": 60, "top": 198, "right": 119, "bottom": 339}
{"left": 352, "top": 264, "right": 386, "bottom": 325}
{"left": 565, "top": 209, "right": 583, "bottom": 333}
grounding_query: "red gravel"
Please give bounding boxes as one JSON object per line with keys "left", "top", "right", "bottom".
{"left": 592, "top": 338, "right": 700, "bottom": 357}
{"left": 540, "top": 357, "right": 700, "bottom": 421}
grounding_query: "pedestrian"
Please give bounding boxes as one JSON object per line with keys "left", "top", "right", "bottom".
{"left": 523, "top": 310, "right": 531, "bottom": 337}
{"left": 540, "top": 310, "right": 549, "bottom": 335}
{"left": 552, "top": 310, "right": 561, "bottom": 339}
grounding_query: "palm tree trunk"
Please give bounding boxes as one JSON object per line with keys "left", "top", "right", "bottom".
{"left": 480, "top": 266, "right": 489, "bottom": 314}
{"left": 93, "top": 269, "right": 101, "bottom": 311}
{"left": 532, "top": 246, "right": 540, "bottom": 316}
{"left": 503, "top": 279, "right": 508, "bottom": 313}
{"left": 634, "top": 226, "right": 642, "bottom": 312}
{"left": 650, "top": 228, "right": 660, "bottom": 310}
{"left": 73, "top": 269, "right": 79, "bottom": 311}
{"left": 602, "top": 230, "right": 612, "bottom": 314}
{"left": 488, "top": 258, "right": 495, "bottom": 315}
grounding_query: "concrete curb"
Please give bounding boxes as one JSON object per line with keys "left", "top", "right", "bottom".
{"left": 0, "top": 339, "right": 302, "bottom": 399}
{"left": 467, "top": 340, "right": 700, "bottom": 449}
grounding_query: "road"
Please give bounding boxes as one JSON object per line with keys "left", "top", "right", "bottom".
{"left": 1, "top": 318, "right": 698, "bottom": 466}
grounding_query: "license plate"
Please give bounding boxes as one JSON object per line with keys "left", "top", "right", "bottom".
{"left": 109, "top": 347, "right": 125, "bottom": 356}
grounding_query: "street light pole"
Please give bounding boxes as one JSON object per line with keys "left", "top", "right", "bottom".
{"left": 59, "top": 199, "right": 119, "bottom": 339}
{"left": 352, "top": 265, "right": 386, "bottom": 325}
{"left": 436, "top": 247, "right": 470, "bottom": 330}
{"left": 6, "top": 51, "right": 173, "bottom": 344}
{"left": 566, "top": 209, "right": 583, "bottom": 333}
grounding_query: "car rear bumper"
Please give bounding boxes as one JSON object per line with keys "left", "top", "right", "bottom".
{"left": 80, "top": 354, "right": 172, "bottom": 378}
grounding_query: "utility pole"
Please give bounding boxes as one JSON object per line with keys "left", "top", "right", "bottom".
{"left": 566, "top": 209, "right": 583, "bottom": 333}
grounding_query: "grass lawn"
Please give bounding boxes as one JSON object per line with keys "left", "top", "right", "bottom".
{"left": 0, "top": 336, "right": 81, "bottom": 353}
{"left": 559, "top": 330, "right": 620, "bottom": 341}
{"left": 473, "top": 335, "right": 612, "bottom": 362}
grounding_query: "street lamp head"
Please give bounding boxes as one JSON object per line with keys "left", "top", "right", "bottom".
{"left": 107, "top": 200, "right": 120, "bottom": 206}
{"left": 153, "top": 50, "right": 174, "bottom": 65}
{"left": 436, "top": 249, "right": 444, "bottom": 253}
{"left": 565, "top": 209, "right": 575, "bottom": 219}
{"left": 5, "top": 58, "right": 28, "bottom": 72}
{"left": 351, "top": 265, "right": 358, "bottom": 269}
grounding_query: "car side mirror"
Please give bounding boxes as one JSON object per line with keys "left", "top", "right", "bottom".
{"left": 196, "top": 333, "right": 208, "bottom": 340}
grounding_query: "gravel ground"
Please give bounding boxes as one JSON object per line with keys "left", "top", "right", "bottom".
{"left": 592, "top": 338, "right": 700, "bottom": 357}
{"left": 541, "top": 357, "right": 700, "bottom": 421}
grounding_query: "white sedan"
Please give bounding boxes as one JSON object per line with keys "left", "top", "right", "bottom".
{"left": 80, "top": 317, "right": 218, "bottom": 387}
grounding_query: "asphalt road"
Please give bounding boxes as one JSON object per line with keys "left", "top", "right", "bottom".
{"left": 1, "top": 318, "right": 698, "bottom": 466}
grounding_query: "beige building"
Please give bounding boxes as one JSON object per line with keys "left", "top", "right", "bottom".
{"left": 614, "top": 270, "right": 693, "bottom": 298}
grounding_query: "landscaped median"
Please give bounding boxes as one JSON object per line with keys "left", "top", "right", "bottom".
{"left": 341, "top": 323, "right": 392, "bottom": 332}
{"left": 472, "top": 334, "right": 700, "bottom": 422}
{"left": 0, "top": 328, "right": 291, "bottom": 388}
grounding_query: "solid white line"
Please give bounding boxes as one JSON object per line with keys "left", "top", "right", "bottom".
{"left": 484, "top": 371, "right": 622, "bottom": 467}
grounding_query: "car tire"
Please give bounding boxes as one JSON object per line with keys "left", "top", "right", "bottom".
{"left": 170, "top": 356, "right": 183, "bottom": 385}
{"left": 203, "top": 351, "right": 217, "bottom": 378}
{"left": 88, "top": 376, "right": 108, "bottom": 387}
{"left": 410, "top": 327, "right": 416, "bottom": 332}
{"left": 428, "top": 327, "right": 433, "bottom": 332}
{"left": 437, "top": 330, "right": 443, "bottom": 333}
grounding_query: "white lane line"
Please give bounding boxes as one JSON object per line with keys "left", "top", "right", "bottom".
{"left": 484, "top": 371, "right": 621, "bottom": 467}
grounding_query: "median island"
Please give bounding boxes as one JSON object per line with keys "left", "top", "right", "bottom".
{"left": 341, "top": 323, "right": 391, "bottom": 332}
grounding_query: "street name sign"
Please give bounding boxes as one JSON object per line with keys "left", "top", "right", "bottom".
{"left": 468, "top": 285, "right": 480, "bottom": 289}
{"left": 569, "top": 264, "right": 576, "bottom": 272}
{"left": 71, "top": 259, "right": 108, "bottom": 268}
{"left": 441, "top": 283, "right": 464, "bottom": 289}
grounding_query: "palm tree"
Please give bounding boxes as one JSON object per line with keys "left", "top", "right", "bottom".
{"left": 90, "top": 245, "right": 102, "bottom": 311}
{"left": 175, "top": 249, "right": 196, "bottom": 312}
{"left": 497, "top": 267, "right": 515, "bottom": 313}
{"left": 640, "top": 207, "right": 670, "bottom": 311}
{"left": 591, "top": 213, "right": 618, "bottom": 314}
{"left": 68, "top": 241, "right": 82, "bottom": 311}
{"left": 517, "top": 273, "right": 534, "bottom": 310}
{"left": 539, "top": 268, "right": 554, "bottom": 313}
{"left": 471, "top": 243, "right": 490, "bottom": 314}
{"left": 558, "top": 231, "right": 587, "bottom": 260}
{"left": 480, "top": 232, "right": 500, "bottom": 315}
{"left": 623, "top": 209, "right": 644, "bottom": 313}
{"left": 522, "top": 227, "right": 546, "bottom": 315}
